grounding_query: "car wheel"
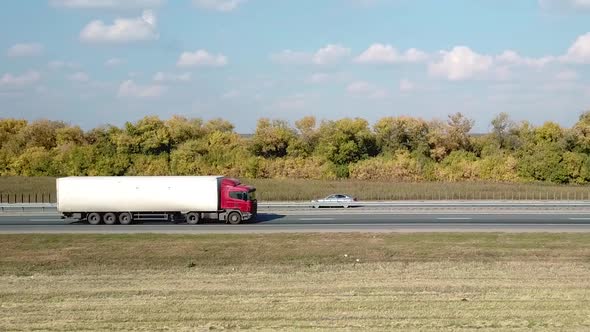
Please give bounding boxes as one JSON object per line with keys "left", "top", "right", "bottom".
{"left": 103, "top": 212, "right": 117, "bottom": 225}
{"left": 227, "top": 212, "right": 242, "bottom": 225}
{"left": 119, "top": 212, "right": 133, "bottom": 225}
{"left": 87, "top": 212, "right": 101, "bottom": 225}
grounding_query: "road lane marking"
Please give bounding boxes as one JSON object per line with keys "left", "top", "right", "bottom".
{"left": 299, "top": 218, "right": 335, "bottom": 221}
{"left": 436, "top": 217, "right": 473, "bottom": 220}
{"left": 569, "top": 218, "right": 590, "bottom": 220}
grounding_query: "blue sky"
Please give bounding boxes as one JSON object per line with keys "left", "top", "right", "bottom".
{"left": 1, "top": 0, "right": 589, "bottom": 133}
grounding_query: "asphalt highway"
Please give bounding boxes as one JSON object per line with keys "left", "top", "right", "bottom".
{"left": 2, "top": 212, "right": 590, "bottom": 233}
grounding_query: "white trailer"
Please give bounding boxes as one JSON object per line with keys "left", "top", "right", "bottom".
{"left": 56, "top": 176, "right": 257, "bottom": 225}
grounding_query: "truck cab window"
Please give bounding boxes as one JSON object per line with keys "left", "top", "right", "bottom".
{"left": 230, "top": 191, "right": 249, "bottom": 200}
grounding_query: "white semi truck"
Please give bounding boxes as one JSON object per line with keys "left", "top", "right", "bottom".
{"left": 56, "top": 176, "right": 257, "bottom": 225}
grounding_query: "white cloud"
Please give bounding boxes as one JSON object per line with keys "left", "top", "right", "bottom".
{"left": 177, "top": 50, "right": 228, "bottom": 67}
{"left": 539, "top": 0, "right": 590, "bottom": 10}
{"left": 0, "top": 71, "right": 41, "bottom": 87}
{"left": 80, "top": 10, "right": 159, "bottom": 43}
{"left": 563, "top": 32, "right": 590, "bottom": 64}
{"left": 6, "top": 43, "right": 44, "bottom": 57}
{"left": 271, "top": 44, "right": 351, "bottom": 65}
{"left": 192, "top": 0, "right": 245, "bottom": 12}
{"left": 48, "top": 60, "right": 79, "bottom": 70}
{"left": 50, "top": 0, "right": 165, "bottom": 9}
{"left": 346, "top": 81, "right": 388, "bottom": 99}
{"left": 555, "top": 70, "right": 578, "bottom": 81}
{"left": 496, "top": 50, "right": 554, "bottom": 67}
{"left": 153, "top": 71, "right": 192, "bottom": 82}
{"left": 355, "top": 43, "right": 428, "bottom": 64}
{"left": 429, "top": 46, "right": 493, "bottom": 80}
{"left": 399, "top": 79, "right": 414, "bottom": 92}
{"left": 312, "top": 44, "right": 351, "bottom": 65}
{"left": 307, "top": 73, "right": 330, "bottom": 84}
{"left": 118, "top": 80, "right": 165, "bottom": 98}
{"left": 68, "top": 72, "right": 90, "bottom": 82}
{"left": 105, "top": 58, "right": 124, "bottom": 66}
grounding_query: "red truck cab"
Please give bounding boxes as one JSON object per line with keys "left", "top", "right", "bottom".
{"left": 220, "top": 178, "right": 257, "bottom": 222}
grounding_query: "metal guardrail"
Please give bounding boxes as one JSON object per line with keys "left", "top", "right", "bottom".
{"left": 261, "top": 200, "right": 590, "bottom": 207}
{"left": 3, "top": 201, "right": 590, "bottom": 213}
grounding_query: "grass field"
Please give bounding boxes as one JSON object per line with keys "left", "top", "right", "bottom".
{"left": 1, "top": 233, "right": 590, "bottom": 330}
{"left": 1, "top": 176, "right": 590, "bottom": 202}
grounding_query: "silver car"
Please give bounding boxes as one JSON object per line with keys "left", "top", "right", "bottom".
{"left": 312, "top": 194, "right": 357, "bottom": 208}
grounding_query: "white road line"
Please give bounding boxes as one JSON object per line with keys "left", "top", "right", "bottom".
{"left": 436, "top": 217, "right": 473, "bottom": 220}
{"left": 569, "top": 218, "right": 590, "bottom": 220}
{"left": 299, "top": 218, "right": 335, "bottom": 221}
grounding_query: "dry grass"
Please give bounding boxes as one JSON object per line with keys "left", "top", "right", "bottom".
{"left": 250, "top": 178, "right": 590, "bottom": 201}
{"left": 1, "top": 176, "right": 590, "bottom": 202}
{"left": 1, "top": 233, "right": 590, "bottom": 331}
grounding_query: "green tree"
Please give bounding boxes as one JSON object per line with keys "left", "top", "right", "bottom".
{"left": 427, "top": 113, "right": 474, "bottom": 161}
{"left": 170, "top": 139, "right": 209, "bottom": 175}
{"left": 115, "top": 116, "right": 171, "bottom": 155}
{"left": 9, "top": 147, "right": 57, "bottom": 176}
{"left": 316, "top": 118, "right": 378, "bottom": 166}
{"left": 56, "top": 126, "right": 86, "bottom": 146}
{"left": 374, "top": 116, "right": 429, "bottom": 155}
{"left": 165, "top": 115, "right": 205, "bottom": 147}
{"left": 287, "top": 116, "right": 319, "bottom": 157}
{"left": 204, "top": 118, "right": 235, "bottom": 133}
{"left": 250, "top": 118, "right": 296, "bottom": 158}
{"left": 490, "top": 112, "right": 521, "bottom": 150}
{"left": 127, "top": 154, "right": 170, "bottom": 175}
{"left": 0, "top": 119, "right": 27, "bottom": 149}
{"left": 570, "top": 111, "right": 590, "bottom": 153}
{"left": 22, "top": 119, "right": 66, "bottom": 150}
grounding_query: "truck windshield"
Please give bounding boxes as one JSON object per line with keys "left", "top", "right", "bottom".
{"left": 248, "top": 191, "right": 256, "bottom": 201}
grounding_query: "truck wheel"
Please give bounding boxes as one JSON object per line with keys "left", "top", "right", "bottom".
{"left": 87, "top": 213, "right": 101, "bottom": 225}
{"left": 103, "top": 213, "right": 117, "bottom": 225}
{"left": 227, "top": 212, "right": 242, "bottom": 225}
{"left": 119, "top": 212, "right": 133, "bottom": 225}
{"left": 186, "top": 212, "right": 200, "bottom": 225}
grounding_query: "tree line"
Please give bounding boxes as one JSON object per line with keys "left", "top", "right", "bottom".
{"left": 1, "top": 112, "right": 590, "bottom": 184}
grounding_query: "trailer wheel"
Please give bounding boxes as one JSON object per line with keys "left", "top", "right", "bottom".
{"left": 227, "top": 212, "right": 242, "bottom": 225}
{"left": 87, "top": 212, "right": 101, "bottom": 225}
{"left": 186, "top": 212, "right": 200, "bottom": 225}
{"left": 119, "top": 212, "right": 133, "bottom": 225}
{"left": 103, "top": 213, "right": 117, "bottom": 225}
